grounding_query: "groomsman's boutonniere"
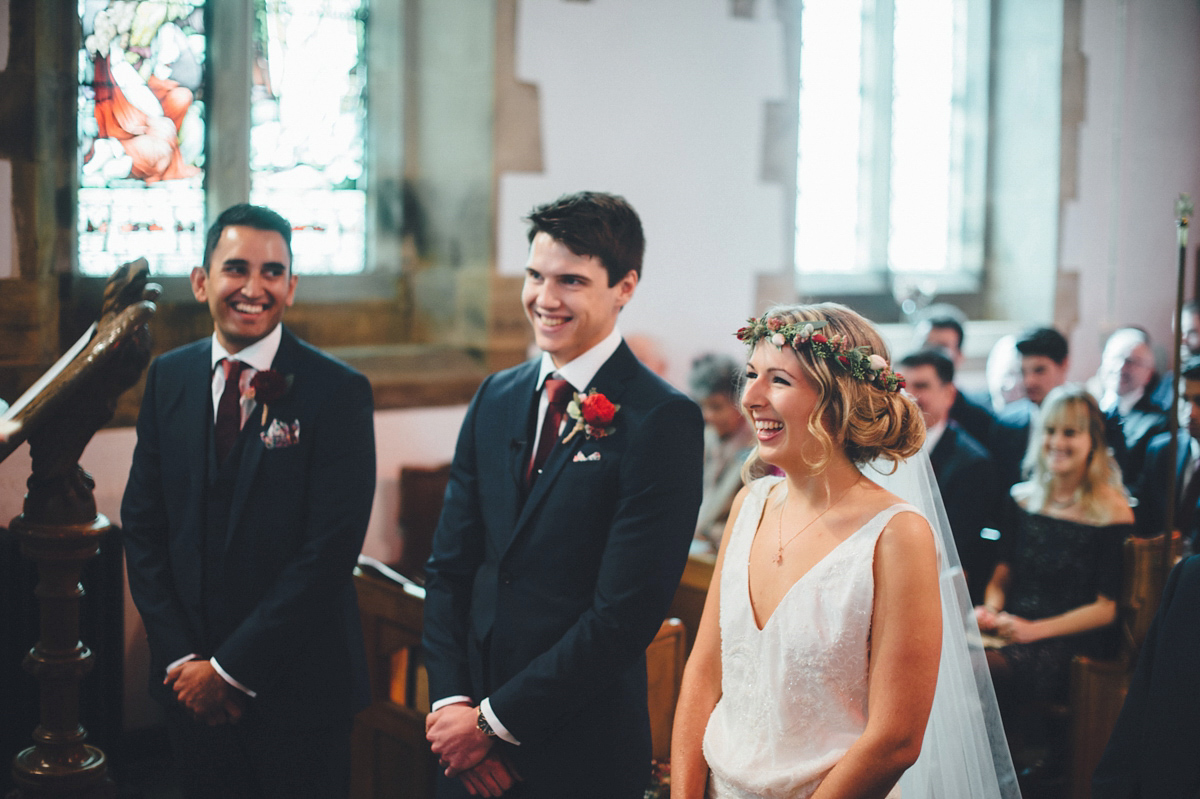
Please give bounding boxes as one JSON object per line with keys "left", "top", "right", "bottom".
{"left": 243, "top": 370, "right": 293, "bottom": 425}
{"left": 563, "top": 389, "right": 619, "bottom": 443}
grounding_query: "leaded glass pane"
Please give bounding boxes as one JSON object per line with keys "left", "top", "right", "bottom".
{"left": 249, "top": 0, "right": 366, "bottom": 275}
{"left": 78, "top": 1, "right": 207, "bottom": 276}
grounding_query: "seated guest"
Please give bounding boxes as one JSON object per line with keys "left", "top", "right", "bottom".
{"left": 975, "top": 385, "right": 1134, "bottom": 768}
{"left": 1150, "top": 299, "right": 1200, "bottom": 409}
{"left": 986, "top": 333, "right": 1026, "bottom": 412}
{"left": 899, "top": 349, "right": 1001, "bottom": 603}
{"left": 1134, "top": 357, "right": 1200, "bottom": 549}
{"left": 1092, "top": 554, "right": 1200, "bottom": 798}
{"left": 687, "top": 353, "right": 754, "bottom": 552}
{"left": 915, "top": 313, "right": 996, "bottom": 446}
{"left": 1095, "top": 328, "right": 1168, "bottom": 485}
{"left": 989, "top": 326, "right": 1128, "bottom": 489}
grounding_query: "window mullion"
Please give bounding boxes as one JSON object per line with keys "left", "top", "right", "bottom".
{"left": 207, "top": 0, "right": 254, "bottom": 222}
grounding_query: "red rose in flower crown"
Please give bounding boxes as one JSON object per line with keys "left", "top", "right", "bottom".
{"left": 563, "top": 389, "right": 620, "bottom": 443}
{"left": 243, "top": 369, "right": 294, "bottom": 425}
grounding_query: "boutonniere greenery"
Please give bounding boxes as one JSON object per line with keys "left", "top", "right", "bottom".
{"left": 243, "top": 369, "right": 294, "bottom": 425}
{"left": 563, "top": 389, "right": 619, "bottom": 443}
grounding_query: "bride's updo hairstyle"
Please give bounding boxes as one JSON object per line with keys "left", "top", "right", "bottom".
{"left": 738, "top": 302, "right": 925, "bottom": 477}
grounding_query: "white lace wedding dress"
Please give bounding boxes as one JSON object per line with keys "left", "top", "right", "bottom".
{"left": 702, "top": 475, "right": 910, "bottom": 799}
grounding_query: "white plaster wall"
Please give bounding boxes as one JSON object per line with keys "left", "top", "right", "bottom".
{"left": 1061, "top": 0, "right": 1200, "bottom": 379}
{"left": 0, "top": 404, "right": 467, "bottom": 730}
{"left": 498, "top": 0, "right": 787, "bottom": 388}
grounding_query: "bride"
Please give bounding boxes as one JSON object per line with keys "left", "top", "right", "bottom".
{"left": 671, "top": 303, "right": 1018, "bottom": 799}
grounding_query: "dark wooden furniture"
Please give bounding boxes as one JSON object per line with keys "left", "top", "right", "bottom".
{"left": 668, "top": 553, "right": 715, "bottom": 656}
{"left": 351, "top": 562, "right": 687, "bottom": 798}
{"left": 1068, "top": 532, "right": 1182, "bottom": 799}
{"left": 395, "top": 464, "right": 452, "bottom": 584}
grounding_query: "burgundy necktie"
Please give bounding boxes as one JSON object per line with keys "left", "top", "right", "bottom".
{"left": 527, "top": 378, "right": 574, "bottom": 486}
{"left": 215, "top": 359, "right": 247, "bottom": 463}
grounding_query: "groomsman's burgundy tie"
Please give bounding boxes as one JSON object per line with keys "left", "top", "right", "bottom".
{"left": 216, "top": 359, "right": 247, "bottom": 462}
{"left": 527, "top": 378, "right": 574, "bottom": 486}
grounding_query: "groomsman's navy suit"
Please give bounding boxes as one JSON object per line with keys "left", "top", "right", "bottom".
{"left": 423, "top": 341, "right": 704, "bottom": 798}
{"left": 1092, "top": 554, "right": 1200, "bottom": 797}
{"left": 121, "top": 327, "right": 375, "bottom": 793}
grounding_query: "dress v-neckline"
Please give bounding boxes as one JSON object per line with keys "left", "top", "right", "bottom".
{"left": 746, "top": 483, "right": 897, "bottom": 632}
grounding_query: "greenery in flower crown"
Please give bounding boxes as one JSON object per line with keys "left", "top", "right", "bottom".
{"left": 735, "top": 315, "right": 907, "bottom": 393}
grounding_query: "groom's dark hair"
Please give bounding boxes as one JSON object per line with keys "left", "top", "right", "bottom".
{"left": 525, "top": 191, "right": 645, "bottom": 286}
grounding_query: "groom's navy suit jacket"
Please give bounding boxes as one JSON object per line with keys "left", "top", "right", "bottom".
{"left": 121, "top": 327, "right": 374, "bottom": 727}
{"left": 423, "top": 342, "right": 704, "bottom": 798}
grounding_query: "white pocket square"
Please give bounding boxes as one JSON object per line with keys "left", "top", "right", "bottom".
{"left": 572, "top": 450, "right": 601, "bottom": 462}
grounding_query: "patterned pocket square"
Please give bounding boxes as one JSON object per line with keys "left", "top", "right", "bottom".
{"left": 572, "top": 450, "right": 602, "bottom": 462}
{"left": 261, "top": 418, "right": 301, "bottom": 449}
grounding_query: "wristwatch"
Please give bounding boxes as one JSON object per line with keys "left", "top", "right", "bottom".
{"left": 476, "top": 707, "right": 497, "bottom": 737}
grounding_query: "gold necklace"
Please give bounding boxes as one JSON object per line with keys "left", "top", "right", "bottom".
{"left": 774, "top": 478, "right": 859, "bottom": 565}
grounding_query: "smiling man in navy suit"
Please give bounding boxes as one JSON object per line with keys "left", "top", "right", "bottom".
{"left": 422, "top": 192, "right": 704, "bottom": 798}
{"left": 122, "top": 204, "right": 376, "bottom": 798}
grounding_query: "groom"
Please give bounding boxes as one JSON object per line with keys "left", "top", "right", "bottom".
{"left": 423, "top": 191, "right": 704, "bottom": 798}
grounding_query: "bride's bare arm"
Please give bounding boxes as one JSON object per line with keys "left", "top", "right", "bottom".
{"left": 670, "top": 486, "right": 747, "bottom": 799}
{"left": 810, "top": 511, "right": 942, "bottom": 799}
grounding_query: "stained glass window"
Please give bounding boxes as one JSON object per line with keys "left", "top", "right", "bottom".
{"left": 78, "top": 1, "right": 207, "bottom": 276}
{"left": 248, "top": 0, "right": 367, "bottom": 275}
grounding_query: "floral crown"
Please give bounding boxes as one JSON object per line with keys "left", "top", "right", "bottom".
{"left": 735, "top": 316, "right": 906, "bottom": 393}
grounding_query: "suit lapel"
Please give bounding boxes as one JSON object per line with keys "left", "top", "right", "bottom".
{"left": 183, "top": 341, "right": 213, "bottom": 575}
{"left": 226, "top": 328, "right": 298, "bottom": 545}
{"left": 507, "top": 362, "right": 541, "bottom": 491}
{"left": 507, "top": 343, "right": 639, "bottom": 548}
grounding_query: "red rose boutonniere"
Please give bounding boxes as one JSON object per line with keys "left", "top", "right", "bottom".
{"left": 563, "top": 389, "right": 619, "bottom": 443}
{"left": 243, "top": 369, "right": 294, "bottom": 425}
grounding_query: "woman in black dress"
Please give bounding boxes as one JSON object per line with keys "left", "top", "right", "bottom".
{"left": 975, "top": 385, "right": 1134, "bottom": 771}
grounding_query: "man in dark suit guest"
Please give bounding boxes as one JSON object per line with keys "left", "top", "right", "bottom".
{"left": 1151, "top": 299, "right": 1200, "bottom": 409}
{"left": 121, "top": 204, "right": 376, "bottom": 798}
{"left": 915, "top": 314, "right": 996, "bottom": 447}
{"left": 989, "top": 326, "right": 1127, "bottom": 488}
{"left": 899, "top": 349, "right": 1001, "bottom": 603}
{"left": 1095, "top": 328, "right": 1167, "bottom": 486}
{"left": 1092, "top": 554, "right": 1200, "bottom": 797}
{"left": 1133, "top": 357, "right": 1200, "bottom": 548}
{"left": 422, "top": 192, "right": 704, "bottom": 798}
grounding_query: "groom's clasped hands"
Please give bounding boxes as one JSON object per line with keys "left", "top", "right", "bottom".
{"left": 426, "top": 703, "right": 521, "bottom": 797}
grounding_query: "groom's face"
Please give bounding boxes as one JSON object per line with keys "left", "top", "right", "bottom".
{"left": 522, "top": 232, "right": 637, "bottom": 367}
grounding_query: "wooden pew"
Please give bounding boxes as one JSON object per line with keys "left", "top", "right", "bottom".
{"left": 668, "top": 552, "right": 715, "bottom": 656}
{"left": 351, "top": 561, "right": 688, "bottom": 798}
{"left": 1068, "top": 532, "right": 1182, "bottom": 799}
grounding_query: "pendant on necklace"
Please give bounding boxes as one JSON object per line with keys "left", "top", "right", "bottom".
{"left": 773, "top": 548, "right": 784, "bottom": 565}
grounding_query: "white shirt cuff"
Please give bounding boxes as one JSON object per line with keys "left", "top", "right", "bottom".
{"left": 165, "top": 653, "right": 196, "bottom": 675}
{"left": 211, "top": 657, "right": 257, "bottom": 698}
{"left": 431, "top": 695, "right": 474, "bottom": 713}
{"left": 481, "top": 697, "right": 520, "bottom": 746}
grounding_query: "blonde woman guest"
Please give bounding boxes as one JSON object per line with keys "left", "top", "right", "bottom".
{"left": 976, "top": 385, "right": 1134, "bottom": 706}
{"left": 672, "top": 303, "right": 1017, "bottom": 799}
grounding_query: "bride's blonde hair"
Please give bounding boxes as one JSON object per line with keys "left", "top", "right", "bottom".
{"left": 739, "top": 302, "right": 925, "bottom": 480}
